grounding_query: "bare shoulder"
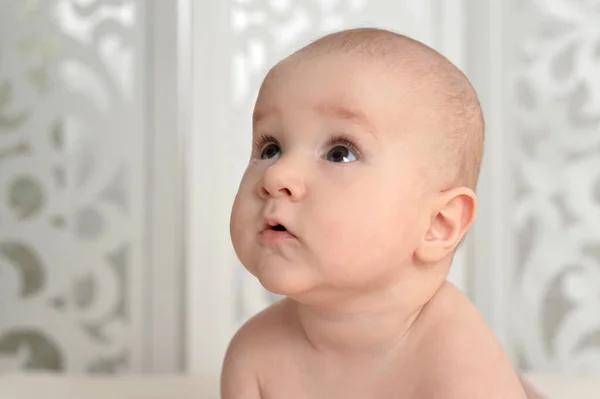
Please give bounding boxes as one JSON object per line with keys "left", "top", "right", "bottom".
{"left": 412, "top": 283, "right": 527, "bottom": 399}
{"left": 221, "top": 299, "right": 295, "bottom": 399}
{"left": 226, "top": 298, "right": 294, "bottom": 354}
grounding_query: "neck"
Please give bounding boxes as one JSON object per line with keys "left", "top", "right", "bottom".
{"left": 293, "top": 275, "right": 445, "bottom": 358}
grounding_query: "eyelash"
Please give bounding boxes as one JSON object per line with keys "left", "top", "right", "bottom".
{"left": 253, "top": 133, "right": 362, "bottom": 159}
{"left": 325, "top": 134, "right": 362, "bottom": 159}
{"left": 253, "top": 133, "right": 278, "bottom": 155}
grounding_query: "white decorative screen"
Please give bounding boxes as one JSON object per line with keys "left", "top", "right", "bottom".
{"left": 0, "top": 0, "right": 148, "bottom": 373}
{"left": 509, "top": 0, "right": 600, "bottom": 371}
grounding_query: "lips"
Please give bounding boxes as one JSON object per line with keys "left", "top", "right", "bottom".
{"left": 263, "top": 218, "right": 288, "bottom": 232}
{"left": 261, "top": 218, "right": 296, "bottom": 243}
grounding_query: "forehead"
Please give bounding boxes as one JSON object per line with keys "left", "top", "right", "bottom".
{"left": 253, "top": 53, "right": 420, "bottom": 128}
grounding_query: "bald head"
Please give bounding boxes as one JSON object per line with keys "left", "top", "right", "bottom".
{"left": 277, "top": 28, "right": 485, "bottom": 190}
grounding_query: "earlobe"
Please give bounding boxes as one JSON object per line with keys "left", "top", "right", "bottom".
{"left": 414, "top": 188, "right": 477, "bottom": 264}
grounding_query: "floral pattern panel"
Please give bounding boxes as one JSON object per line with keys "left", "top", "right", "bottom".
{"left": 511, "top": 0, "right": 600, "bottom": 371}
{"left": 0, "top": 0, "right": 146, "bottom": 373}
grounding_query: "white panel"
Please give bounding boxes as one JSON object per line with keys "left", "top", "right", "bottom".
{"left": 0, "top": 0, "right": 148, "bottom": 373}
{"left": 465, "top": 0, "right": 515, "bottom": 360}
{"left": 508, "top": 0, "right": 600, "bottom": 372}
{"left": 437, "top": 0, "right": 467, "bottom": 70}
{"left": 144, "top": 0, "right": 186, "bottom": 373}
{"left": 466, "top": 0, "right": 600, "bottom": 372}
{"left": 186, "top": 0, "right": 236, "bottom": 378}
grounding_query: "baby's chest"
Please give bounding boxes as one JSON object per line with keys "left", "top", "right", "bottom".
{"left": 257, "top": 357, "right": 419, "bottom": 399}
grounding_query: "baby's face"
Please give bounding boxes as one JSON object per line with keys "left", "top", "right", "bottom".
{"left": 230, "top": 53, "right": 435, "bottom": 302}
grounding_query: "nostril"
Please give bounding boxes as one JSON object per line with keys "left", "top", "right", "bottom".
{"left": 260, "top": 187, "right": 292, "bottom": 198}
{"left": 259, "top": 187, "right": 270, "bottom": 197}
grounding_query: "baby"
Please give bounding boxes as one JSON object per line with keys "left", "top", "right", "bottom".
{"left": 223, "top": 28, "right": 529, "bottom": 398}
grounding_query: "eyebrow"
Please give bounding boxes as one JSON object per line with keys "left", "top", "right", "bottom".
{"left": 315, "top": 103, "right": 376, "bottom": 135}
{"left": 252, "top": 103, "right": 377, "bottom": 136}
{"left": 252, "top": 106, "right": 276, "bottom": 127}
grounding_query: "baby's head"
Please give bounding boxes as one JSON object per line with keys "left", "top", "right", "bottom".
{"left": 230, "top": 28, "right": 484, "bottom": 304}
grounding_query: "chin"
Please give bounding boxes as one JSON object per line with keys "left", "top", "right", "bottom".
{"left": 254, "top": 263, "right": 316, "bottom": 299}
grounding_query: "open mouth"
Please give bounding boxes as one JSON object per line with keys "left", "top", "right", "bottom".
{"left": 261, "top": 220, "right": 295, "bottom": 242}
{"left": 271, "top": 224, "right": 287, "bottom": 232}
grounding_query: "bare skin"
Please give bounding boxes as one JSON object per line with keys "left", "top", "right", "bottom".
{"left": 223, "top": 285, "right": 526, "bottom": 399}
{"left": 223, "top": 29, "right": 529, "bottom": 399}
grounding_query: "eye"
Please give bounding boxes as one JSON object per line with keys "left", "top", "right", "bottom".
{"left": 326, "top": 145, "right": 358, "bottom": 163}
{"left": 260, "top": 143, "right": 281, "bottom": 160}
{"left": 254, "top": 134, "right": 281, "bottom": 160}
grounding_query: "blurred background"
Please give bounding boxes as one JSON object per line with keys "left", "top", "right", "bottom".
{"left": 1, "top": 0, "right": 599, "bottom": 378}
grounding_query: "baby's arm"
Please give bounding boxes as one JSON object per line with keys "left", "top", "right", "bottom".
{"left": 220, "top": 327, "right": 262, "bottom": 399}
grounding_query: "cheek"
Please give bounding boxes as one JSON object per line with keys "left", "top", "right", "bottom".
{"left": 230, "top": 192, "right": 261, "bottom": 276}
{"left": 230, "top": 170, "right": 260, "bottom": 248}
{"left": 230, "top": 194, "right": 244, "bottom": 243}
{"left": 309, "top": 177, "right": 418, "bottom": 274}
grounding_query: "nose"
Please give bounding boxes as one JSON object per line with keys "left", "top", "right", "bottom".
{"left": 258, "top": 158, "right": 306, "bottom": 201}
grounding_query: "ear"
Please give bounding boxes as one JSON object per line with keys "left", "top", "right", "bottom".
{"left": 414, "top": 187, "right": 477, "bottom": 264}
